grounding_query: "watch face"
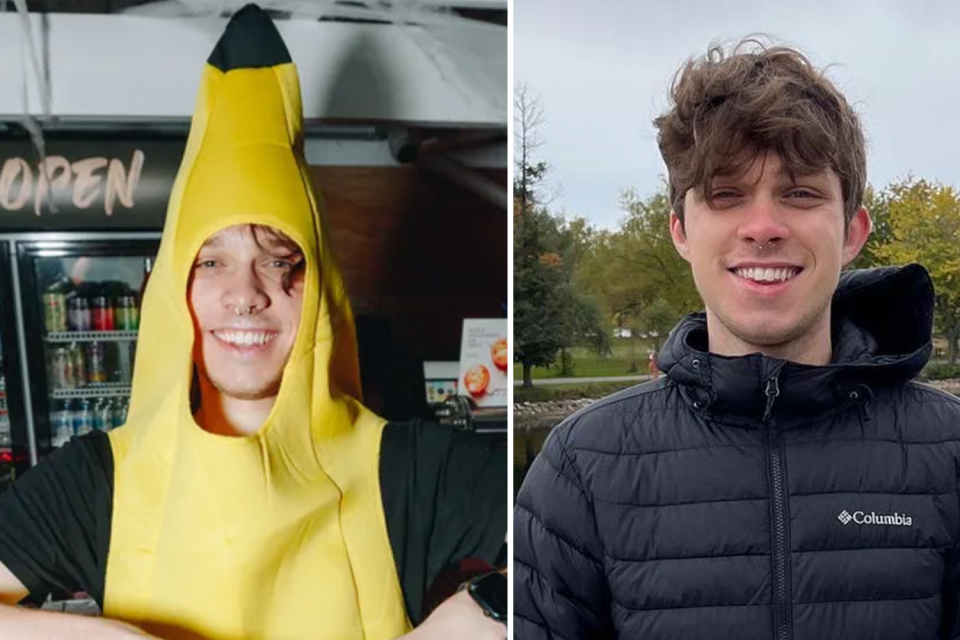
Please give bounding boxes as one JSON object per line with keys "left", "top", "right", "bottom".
{"left": 470, "top": 572, "right": 507, "bottom": 620}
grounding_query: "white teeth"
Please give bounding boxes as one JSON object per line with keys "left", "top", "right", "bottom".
{"left": 213, "top": 331, "right": 276, "bottom": 346}
{"left": 734, "top": 267, "right": 799, "bottom": 283}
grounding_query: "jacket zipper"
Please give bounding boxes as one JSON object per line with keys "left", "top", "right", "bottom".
{"left": 764, "top": 374, "right": 792, "bottom": 640}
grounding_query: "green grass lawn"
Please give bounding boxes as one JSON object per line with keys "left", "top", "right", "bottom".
{"left": 513, "top": 380, "right": 639, "bottom": 403}
{"left": 514, "top": 339, "right": 658, "bottom": 380}
{"left": 515, "top": 347, "right": 960, "bottom": 382}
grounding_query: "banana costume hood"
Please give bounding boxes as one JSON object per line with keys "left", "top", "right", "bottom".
{"left": 104, "top": 5, "right": 409, "bottom": 639}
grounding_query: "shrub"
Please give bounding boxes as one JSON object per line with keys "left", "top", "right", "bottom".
{"left": 514, "top": 381, "right": 638, "bottom": 404}
{"left": 920, "top": 362, "right": 960, "bottom": 381}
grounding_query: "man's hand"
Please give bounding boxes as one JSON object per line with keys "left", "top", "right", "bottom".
{"left": 401, "top": 589, "right": 506, "bottom": 640}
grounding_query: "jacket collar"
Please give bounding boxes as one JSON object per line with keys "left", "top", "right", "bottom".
{"left": 658, "top": 264, "right": 934, "bottom": 427}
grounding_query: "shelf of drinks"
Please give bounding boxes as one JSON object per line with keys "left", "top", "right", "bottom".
{"left": 46, "top": 331, "right": 138, "bottom": 343}
{"left": 50, "top": 385, "right": 131, "bottom": 400}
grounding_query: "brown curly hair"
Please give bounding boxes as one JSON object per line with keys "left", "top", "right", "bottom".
{"left": 654, "top": 38, "right": 866, "bottom": 227}
{"left": 250, "top": 224, "right": 305, "bottom": 293}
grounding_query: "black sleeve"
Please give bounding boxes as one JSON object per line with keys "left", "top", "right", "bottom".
{"left": 514, "top": 423, "right": 614, "bottom": 640}
{"left": 0, "top": 431, "right": 113, "bottom": 608}
{"left": 379, "top": 420, "right": 507, "bottom": 625}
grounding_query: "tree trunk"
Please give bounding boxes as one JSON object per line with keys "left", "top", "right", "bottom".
{"left": 948, "top": 330, "right": 959, "bottom": 365}
{"left": 560, "top": 347, "right": 574, "bottom": 377}
{"left": 523, "top": 362, "right": 534, "bottom": 388}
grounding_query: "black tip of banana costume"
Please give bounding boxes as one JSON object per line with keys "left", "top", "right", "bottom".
{"left": 207, "top": 3, "right": 293, "bottom": 72}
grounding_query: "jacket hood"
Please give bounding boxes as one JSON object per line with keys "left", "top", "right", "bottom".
{"left": 658, "top": 264, "right": 934, "bottom": 426}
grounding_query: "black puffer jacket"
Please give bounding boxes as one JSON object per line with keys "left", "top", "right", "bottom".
{"left": 515, "top": 265, "right": 960, "bottom": 640}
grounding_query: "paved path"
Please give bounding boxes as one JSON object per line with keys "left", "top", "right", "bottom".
{"left": 513, "top": 374, "right": 653, "bottom": 386}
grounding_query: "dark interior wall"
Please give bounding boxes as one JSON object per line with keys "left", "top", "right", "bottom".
{"left": 309, "top": 165, "right": 507, "bottom": 419}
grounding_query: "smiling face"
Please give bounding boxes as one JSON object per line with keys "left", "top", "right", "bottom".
{"left": 188, "top": 224, "right": 305, "bottom": 401}
{"left": 670, "top": 153, "right": 872, "bottom": 363}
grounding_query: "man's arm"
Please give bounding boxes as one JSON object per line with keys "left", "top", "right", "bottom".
{"left": 0, "top": 559, "right": 156, "bottom": 639}
{"left": 0, "top": 602, "right": 158, "bottom": 639}
{"left": 378, "top": 421, "right": 507, "bottom": 638}
{"left": 514, "top": 424, "right": 614, "bottom": 639}
{"left": 0, "top": 559, "right": 28, "bottom": 605}
{"left": 0, "top": 433, "right": 113, "bottom": 608}
{"left": 398, "top": 589, "right": 505, "bottom": 640}
{"left": 380, "top": 421, "right": 507, "bottom": 624}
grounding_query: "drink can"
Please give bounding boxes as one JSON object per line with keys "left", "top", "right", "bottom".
{"left": 93, "top": 400, "right": 112, "bottom": 432}
{"left": 64, "top": 349, "right": 76, "bottom": 388}
{"left": 67, "top": 298, "right": 80, "bottom": 331}
{"left": 74, "top": 400, "right": 93, "bottom": 436}
{"left": 87, "top": 342, "right": 107, "bottom": 384}
{"left": 92, "top": 297, "right": 107, "bottom": 332}
{"left": 71, "top": 343, "right": 87, "bottom": 388}
{"left": 116, "top": 296, "right": 140, "bottom": 331}
{"left": 117, "top": 341, "right": 135, "bottom": 383}
{"left": 102, "top": 401, "right": 115, "bottom": 431}
{"left": 112, "top": 398, "right": 128, "bottom": 429}
{"left": 80, "top": 297, "right": 92, "bottom": 332}
{"left": 129, "top": 298, "right": 140, "bottom": 331}
{"left": 53, "top": 400, "right": 74, "bottom": 447}
{"left": 43, "top": 292, "right": 67, "bottom": 333}
{"left": 116, "top": 301, "right": 131, "bottom": 331}
{"left": 57, "top": 293, "right": 67, "bottom": 332}
{"left": 91, "top": 399, "right": 102, "bottom": 431}
{"left": 92, "top": 297, "right": 115, "bottom": 332}
{"left": 69, "top": 297, "right": 92, "bottom": 332}
{"left": 42, "top": 293, "right": 54, "bottom": 332}
{"left": 52, "top": 348, "right": 73, "bottom": 389}
{"left": 106, "top": 299, "right": 116, "bottom": 332}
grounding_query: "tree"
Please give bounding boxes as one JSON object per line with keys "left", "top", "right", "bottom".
{"left": 513, "top": 86, "right": 608, "bottom": 386}
{"left": 579, "top": 185, "right": 701, "bottom": 347}
{"left": 874, "top": 178, "right": 960, "bottom": 363}
{"left": 513, "top": 83, "right": 547, "bottom": 214}
{"left": 552, "top": 225, "right": 611, "bottom": 375}
{"left": 852, "top": 185, "right": 893, "bottom": 269}
{"left": 514, "top": 206, "right": 567, "bottom": 386}
{"left": 513, "top": 85, "right": 559, "bottom": 387}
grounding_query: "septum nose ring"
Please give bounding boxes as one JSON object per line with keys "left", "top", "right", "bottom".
{"left": 234, "top": 305, "right": 255, "bottom": 316}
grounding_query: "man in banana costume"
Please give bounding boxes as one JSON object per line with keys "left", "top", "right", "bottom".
{"left": 0, "top": 5, "right": 506, "bottom": 639}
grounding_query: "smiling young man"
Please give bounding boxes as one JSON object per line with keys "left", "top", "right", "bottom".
{"left": 188, "top": 225, "right": 307, "bottom": 438}
{"left": 515, "top": 40, "right": 960, "bottom": 640}
{"left": 0, "top": 6, "right": 505, "bottom": 640}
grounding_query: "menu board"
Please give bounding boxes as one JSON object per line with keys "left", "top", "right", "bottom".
{"left": 457, "top": 319, "right": 508, "bottom": 408}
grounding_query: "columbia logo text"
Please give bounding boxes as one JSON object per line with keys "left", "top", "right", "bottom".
{"left": 838, "top": 510, "right": 912, "bottom": 527}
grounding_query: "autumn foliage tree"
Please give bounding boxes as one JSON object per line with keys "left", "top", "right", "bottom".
{"left": 872, "top": 178, "right": 960, "bottom": 363}
{"left": 513, "top": 86, "right": 608, "bottom": 386}
{"left": 576, "top": 185, "right": 702, "bottom": 365}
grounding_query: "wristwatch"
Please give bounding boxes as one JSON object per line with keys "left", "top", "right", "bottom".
{"left": 458, "top": 571, "right": 507, "bottom": 625}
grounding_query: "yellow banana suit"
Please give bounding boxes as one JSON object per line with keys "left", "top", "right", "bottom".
{"left": 104, "top": 5, "right": 411, "bottom": 639}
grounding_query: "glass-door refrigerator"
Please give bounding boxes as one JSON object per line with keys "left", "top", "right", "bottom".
{"left": 0, "top": 240, "right": 26, "bottom": 492}
{"left": 0, "top": 136, "right": 180, "bottom": 492}
{"left": 15, "top": 238, "right": 159, "bottom": 462}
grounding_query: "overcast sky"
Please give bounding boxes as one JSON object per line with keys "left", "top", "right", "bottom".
{"left": 514, "top": 0, "right": 960, "bottom": 229}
